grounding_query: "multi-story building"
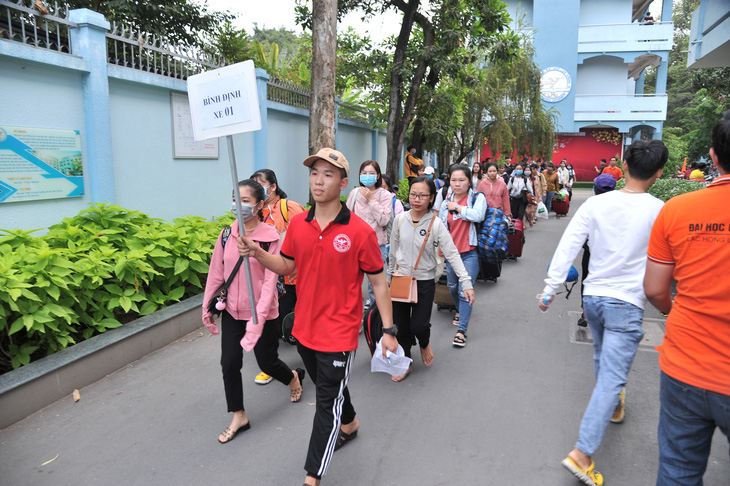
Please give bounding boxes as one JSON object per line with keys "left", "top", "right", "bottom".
{"left": 496, "top": 0, "right": 673, "bottom": 180}
{"left": 688, "top": 0, "right": 730, "bottom": 69}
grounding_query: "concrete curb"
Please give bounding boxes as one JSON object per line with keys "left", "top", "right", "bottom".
{"left": 0, "top": 294, "right": 204, "bottom": 429}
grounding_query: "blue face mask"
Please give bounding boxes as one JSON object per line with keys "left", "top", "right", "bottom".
{"left": 514, "top": 170, "right": 523, "bottom": 176}
{"left": 360, "top": 174, "right": 377, "bottom": 187}
{"left": 426, "top": 174, "right": 434, "bottom": 178}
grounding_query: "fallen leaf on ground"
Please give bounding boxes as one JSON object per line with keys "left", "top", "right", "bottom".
{"left": 72, "top": 389, "right": 80, "bottom": 402}
{"left": 41, "top": 454, "right": 59, "bottom": 466}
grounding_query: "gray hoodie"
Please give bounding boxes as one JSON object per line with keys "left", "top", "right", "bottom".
{"left": 387, "top": 211, "right": 473, "bottom": 290}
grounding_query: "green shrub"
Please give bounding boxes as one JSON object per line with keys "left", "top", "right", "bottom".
{"left": 397, "top": 179, "right": 410, "bottom": 205}
{"left": 615, "top": 178, "right": 706, "bottom": 202}
{"left": 0, "top": 204, "right": 230, "bottom": 373}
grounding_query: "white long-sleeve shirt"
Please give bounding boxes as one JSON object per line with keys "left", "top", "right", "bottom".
{"left": 543, "top": 190, "right": 664, "bottom": 309}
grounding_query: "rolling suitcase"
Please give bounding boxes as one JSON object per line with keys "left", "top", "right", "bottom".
{"left": 479, "top": 261, "right": 502, "bottom": 282}
{"left": 507, "top": 219, "right": 525, "bottom": 259}
{"left": 434, "top": 274, "right": 456, "bottom": 311}
{"left": 553, "top": 194, "right": 570, "bottom": 218}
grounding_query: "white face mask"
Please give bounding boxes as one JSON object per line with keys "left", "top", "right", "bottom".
{"left": 524, "top": 170, "right": 532, "bottom": 176}
{"left": 231, "top": 202, "right": 257, "bottom": 222}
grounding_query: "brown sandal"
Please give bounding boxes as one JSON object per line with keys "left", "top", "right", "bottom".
{"left": 290, "top": 368, "right": 305, "bottom": 402}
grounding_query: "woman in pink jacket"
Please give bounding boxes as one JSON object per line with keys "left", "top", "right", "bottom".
{"left": 477, "top": 162, "right": 511, "bottom": 214}
{"left": 203, "top": 179, "right": 304, "bottom": 444}
{"left": 346, "top": 160, "right": 392, "bottom": 304}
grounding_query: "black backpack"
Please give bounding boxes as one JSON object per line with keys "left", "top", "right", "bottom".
{"left": 362, "top": 302, "right": 383, "bottom": 356}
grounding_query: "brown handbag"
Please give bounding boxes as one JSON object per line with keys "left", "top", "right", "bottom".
{"left": 390, "top": 216, "right": 435, "bottom": 303}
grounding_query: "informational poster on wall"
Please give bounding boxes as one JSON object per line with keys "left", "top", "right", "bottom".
{"left": 170, "top": 92, "right": 219, "bottom": 159}
{"left": 0, "top": 126, "right": 85, "bottom": 203}
{"left": 186, "top": 60, "right": 261, "bottom": 141}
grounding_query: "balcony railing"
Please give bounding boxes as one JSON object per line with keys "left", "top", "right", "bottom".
{"left": 574, "top": 94, "right": 668, "bottom": 122}
{"left": 578, "top": 22, "right": 673, "bottom": 54}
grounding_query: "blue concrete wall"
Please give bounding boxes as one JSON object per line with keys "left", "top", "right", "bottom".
{"left": 579, "top": 0, "right": 633, "bottom": 24}
{"left": 532, "top": 0, "right": 581, "bottom": 132}
{"left": 266, "top": 109, "right": 310, "bottom": 205}
{"left": 1, "top": 9, "right": 384, "bottom": 231}
{"left": 0, "top": 55, "right": 90, "bottom": 231}
{"left": 576, "top": 56, "right": 628, "bottom": 95}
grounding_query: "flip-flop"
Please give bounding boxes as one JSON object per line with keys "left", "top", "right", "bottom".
{"left": 218, "top": 422, "right": 250, "bottom": 444}
{"left": 290, "top": 368, "right": 305, "bottom": 402}
{"left": 334, "top": 428, "right": 358, "bottom": 450}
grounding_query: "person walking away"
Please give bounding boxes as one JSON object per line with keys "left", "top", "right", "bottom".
{"left": 237, "top": 148, "right": 398, "bottom": 486}
{"left": 543, "top": 163, "right": 559, "bottom": 214}
{"left": 388, "top": 176, "right": 475, "bottom": 380}
{"left": 203, "top": 179, "right": 305, "bottom": 444}
{"left": 644, "top": 111, "right": 730, "bottom": 486}
{"left": 346, "top": 160, "right": 393, "bottom": 307}
{"left": 404, "top": 145, "right": 424, "bottom": 186}
{"left": 576, "top": 174, "right": 617, "bottom": 327}
{"left": 507, "top": 163, "right": 534, "bottom": 224}
{"left": 538, "top": 139, "right": 668, "bottom": 486}
{"left": 250, "top": 169, "right": 306, "bottom": 385}
{"left": 439, "top": 164, "right": 487, "bottom": 347}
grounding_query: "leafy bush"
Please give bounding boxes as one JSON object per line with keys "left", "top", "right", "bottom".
{"left": 615, "top": 178, "right": 706, "bottom": 202}
{"left": 0, "top": 204, "right": 230, "bottom": 373}
{"left": 397, "top": 178, "right": 410, "bottom": 205}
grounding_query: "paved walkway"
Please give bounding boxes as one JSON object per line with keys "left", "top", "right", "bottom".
{"left": 1, "top": 189, "right": 728, "bottom": 485}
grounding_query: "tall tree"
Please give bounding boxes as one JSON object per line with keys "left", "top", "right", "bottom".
{"left": 309, "top": 0, "right": 338, "bottom": 154}
{"left": 297, "top": 0, "right": 517, "bottom": 182}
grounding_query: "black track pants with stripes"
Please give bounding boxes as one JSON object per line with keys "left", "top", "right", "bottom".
{"left": 297, "top": 343, "right": 356, "bottom": 479}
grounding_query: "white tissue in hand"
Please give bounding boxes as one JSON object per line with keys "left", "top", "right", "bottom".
{"left": 371, "top": 339, "right": 412, "bottom": 375}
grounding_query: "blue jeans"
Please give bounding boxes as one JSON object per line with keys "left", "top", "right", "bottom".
{"left": 446, "top": 249, "right": 479, "bottom": 334}
{"left": 576, "top": 296, "right": 645, "bottom": 456}
{"left": 657, "top": 372, "right": 730, "bottom": 485}
{"left": 545, "top": 191, "right": 555, "bottom": 213}
{"left": 367, "top": 245, "right": 389, "bottom": 303}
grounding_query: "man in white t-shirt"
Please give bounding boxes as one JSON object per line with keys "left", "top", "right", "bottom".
{"left": 538, "top": 140, "right": 668, "bottom": 486}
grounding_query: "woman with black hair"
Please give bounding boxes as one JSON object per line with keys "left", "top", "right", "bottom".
{"left": 507, "top": 163, "right": 534, "bottom": 224}
{"left": 387, "top": 176, "right": 474, "bottom": 380}
{"left": 249, "top": 169, "right": 306, "bottom": 386}
{"left": 471, "top": 161, "right": 484, "bottom": 191}
{"left": 202, "top": 179, "right": 304, "bottom": 444}
{"left": 346, "top": 160, "right": 393, "bottom": 304}
{"left": 439, "top": 164, "right": 486, "bottom": 347}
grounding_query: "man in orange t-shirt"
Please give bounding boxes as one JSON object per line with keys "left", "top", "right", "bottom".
{"left": 601, "top": 157, "right": 624, "bottom": 181}
{"left": 644, "top": 111, "right": 730, "bottom": 485}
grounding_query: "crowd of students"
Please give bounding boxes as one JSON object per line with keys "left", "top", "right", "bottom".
{"left": 200, "top": 112, "right": 730, "bottom": 485}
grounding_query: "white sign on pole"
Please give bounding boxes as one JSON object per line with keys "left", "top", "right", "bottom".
{"left": 186, "top": 60, "right": 262, "bottom": 141}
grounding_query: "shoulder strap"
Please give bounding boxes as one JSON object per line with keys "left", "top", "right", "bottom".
{"left": 280, "top": 199, "right": 288, "bottom": 223}
{"left": 413, "top": 216, "right": 436, "bottom": 272}
{"left": 221, "top": 225, "right": 232, "bottom": 249}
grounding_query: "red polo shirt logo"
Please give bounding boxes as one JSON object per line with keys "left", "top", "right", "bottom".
{"left": 333, "top": 234, "right": 352, "bottom": 252}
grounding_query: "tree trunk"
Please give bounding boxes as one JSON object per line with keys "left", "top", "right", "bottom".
{"left": 309, "top": 0, "right": 337, "bottom": 155}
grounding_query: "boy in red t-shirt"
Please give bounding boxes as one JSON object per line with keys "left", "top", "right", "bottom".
{"left": 601, "top": 156, "right": 624, "bottom": 181}
{"left": 238, "top": 148, "right": 398, "bottom": 486}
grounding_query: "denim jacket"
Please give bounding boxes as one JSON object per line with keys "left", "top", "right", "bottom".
{"left": 438, "top": 188, "right": 488, "bottom": 248}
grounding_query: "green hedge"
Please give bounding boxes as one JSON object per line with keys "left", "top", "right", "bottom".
{"left": 615, "top": 178, "right": 706, "bottom": 202}
{"left": 0, "top": 204, "right": 233, "bottom": 374}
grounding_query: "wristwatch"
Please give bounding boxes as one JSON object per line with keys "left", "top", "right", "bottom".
{"left": 382, "top": 325, "right": 398, "bottom": 336}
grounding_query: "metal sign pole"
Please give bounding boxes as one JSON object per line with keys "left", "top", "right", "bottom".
{"left": 226, "top": 134, "right": 257, "bottom": 327}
